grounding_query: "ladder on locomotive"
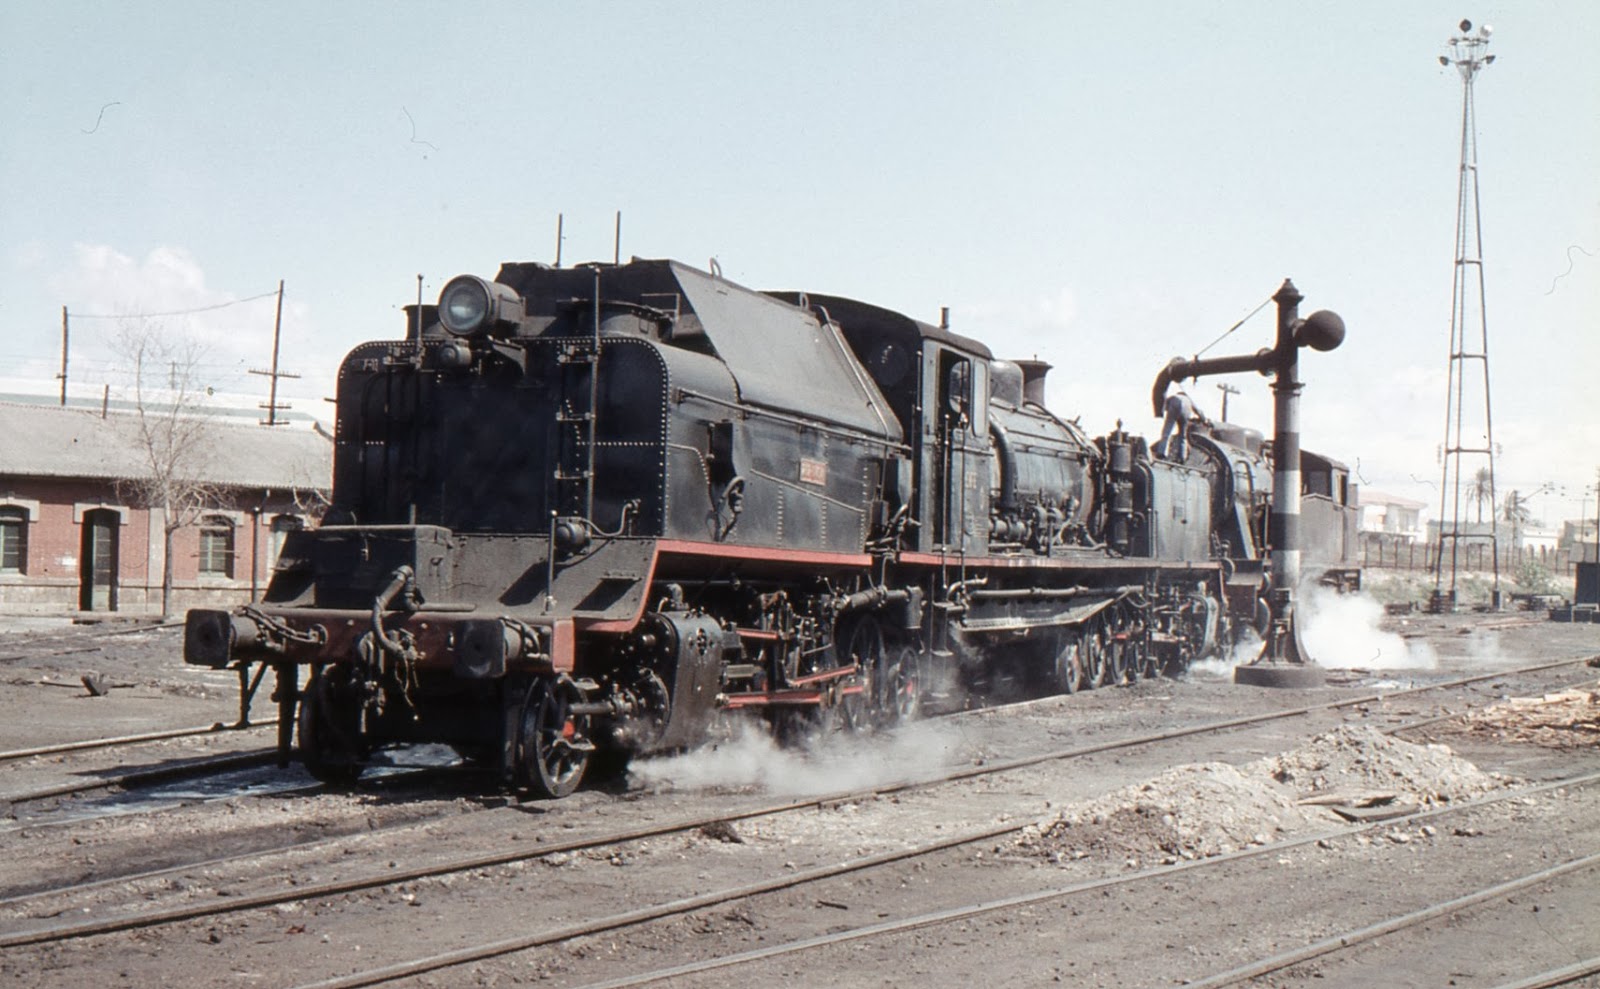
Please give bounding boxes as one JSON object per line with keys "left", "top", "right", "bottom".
{"left": 553, "top": 272, "right": 605, "bottom": 525}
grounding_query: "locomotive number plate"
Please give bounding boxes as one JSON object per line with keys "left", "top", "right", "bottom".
{"left": 799, "top": 458, "right": 828, "bottom": 487}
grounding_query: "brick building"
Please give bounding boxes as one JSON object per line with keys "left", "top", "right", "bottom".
{"left": 0, "top": 402, "right": 331, "bottom": 617}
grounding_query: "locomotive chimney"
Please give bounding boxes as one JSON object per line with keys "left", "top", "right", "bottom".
{"left": 403, "top": 304, "right": 439, "bottom": 340}
{"left": 1015, "top": 359, "right": 1052, "bottom": 406}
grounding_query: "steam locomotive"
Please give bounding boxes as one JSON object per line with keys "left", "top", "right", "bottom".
{"left": 185, "top": 258, "right": 1358, "bottom": 797}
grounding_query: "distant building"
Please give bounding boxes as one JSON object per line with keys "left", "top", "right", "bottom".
{"left": 1517, "top": 526, "right": 1560, "bottom": 555}
{"left": 1559, "top": 519, "right": 1598, "bottom": 564}
{"left": 0, "top": 402, "right": 331, "bottom": 617}
{"left": 1358, "top": 490, "right": 1427, "bottom": 543}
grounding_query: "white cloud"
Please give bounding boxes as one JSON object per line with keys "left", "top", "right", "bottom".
{"left": 34, "top": 244, "right": 338, "bottom": 418}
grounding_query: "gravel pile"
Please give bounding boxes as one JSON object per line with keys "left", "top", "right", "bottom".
{"left": 1018, "top": 762, "right": 1318, "bottom": 866}
{"left": 1019, "top": 725, "right": 1505, "bottom": 867}
{"left": 1250, "top": 724, "right": 1503, "bottom": 806}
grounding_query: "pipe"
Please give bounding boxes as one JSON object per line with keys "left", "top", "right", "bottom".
{"left": 988, "top": 419, "right": 1017, "bottom": 510}
{"left": 967, "top": 583, "right": 1140, "bottom": 601}
{"left": 370, "top": 565, "right": 416, "bottom": 658}
{"left": 1151, "top": 351, "right": 1274, "bottom": 417}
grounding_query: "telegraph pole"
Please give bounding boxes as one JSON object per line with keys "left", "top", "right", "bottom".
{"left": 1216, "top": 381, "right": 1239, "bottom": 422}
{"left": 57, "top": 307, "right": 69, "bottom": 406}
{"left": 1431, "top": 19, "right": 1502, "bottom": 613}
{"left": 249, "top": 280, "right": 299, "bottom": 426}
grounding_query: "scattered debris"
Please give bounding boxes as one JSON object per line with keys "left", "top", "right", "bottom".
{"left": 1428, "top": 683, "right": 1600, "bottom": 750}
{"left": 698, "top": 820, "right": 744, "bottom": 844}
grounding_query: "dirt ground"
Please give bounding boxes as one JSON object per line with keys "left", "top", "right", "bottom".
{"left": 1, "top": 607, "right": 1598, "bottom": 988}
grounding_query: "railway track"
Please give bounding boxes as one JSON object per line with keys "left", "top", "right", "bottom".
{"left": 1, "top": 748, "right": 282, "bottom": 809}
{"left": 0, "top": 620, "right": 182, "bottom": 661}
{"left": 0, "top": 719, "right": 276, "bottom": 765}
{"left": 1183, "top": 851, "right": 1600, "bottom": 988}
{"left": 1489, "top": 958, "right": 1600, "bottom": 989}
{"left": 4, "top": 654, "right": 1593, "bottom": 958}
{"left": 281, "top": 768, "right": 1600, "bottom": 989}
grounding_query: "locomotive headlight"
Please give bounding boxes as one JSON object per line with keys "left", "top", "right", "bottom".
{"left": 438, "top": 275, "right": 524, "bottom": 338}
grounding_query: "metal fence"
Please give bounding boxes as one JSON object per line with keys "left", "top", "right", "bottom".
{"left": 1359, "top": 539, "right": 1575, "bottom": 575}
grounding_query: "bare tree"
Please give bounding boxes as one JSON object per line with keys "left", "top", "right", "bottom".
{"left": 112, "top": 321, "right": 229, "bottom": 619}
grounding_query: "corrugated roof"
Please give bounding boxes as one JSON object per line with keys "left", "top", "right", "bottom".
{"left": 0, "top": 402, "right": 331, "bottom": 490}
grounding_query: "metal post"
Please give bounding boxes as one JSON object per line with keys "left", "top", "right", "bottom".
{"left": 1236, "top": 280, "right": 1323, "bottom": 687}
{"left": 274, "top": 663, "right": 299, "bottom": 768}
{"left": 250, "top": 506, "right": 262, "bottom": 602}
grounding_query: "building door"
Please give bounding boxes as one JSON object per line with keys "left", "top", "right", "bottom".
{"left": 79, "top": 509, "right": 119, "bottom": 612}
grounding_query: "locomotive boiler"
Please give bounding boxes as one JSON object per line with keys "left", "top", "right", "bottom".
{"left": 185, "top": 257, "right": 1359, "bottom": 797}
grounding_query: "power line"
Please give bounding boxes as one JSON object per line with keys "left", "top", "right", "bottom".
{"left": 1194, "top": 295, "right": 1273, "bottom": 359}
{"left": 66, "top": 290, "right": 281, "bottom": 320}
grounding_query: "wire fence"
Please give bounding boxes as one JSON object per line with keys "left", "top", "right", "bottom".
{"left": 1360, "top": 538, "right": 1579, "bottom": 576}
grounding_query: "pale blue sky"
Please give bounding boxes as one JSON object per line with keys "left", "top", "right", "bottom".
{"left": 3, "top": 2, "right": 1596, "bottom": 524}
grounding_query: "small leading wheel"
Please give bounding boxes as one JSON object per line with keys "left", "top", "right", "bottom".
{"left": 1054, "top": 637, "right": 1082, "bottom": 695}
{"left": 515, "top": 677, "right": 592, "bottom": 799}
{"left": 298, "top": 666, "right": 366, "bottom": 786}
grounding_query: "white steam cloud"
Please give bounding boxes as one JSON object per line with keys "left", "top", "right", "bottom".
{"left": 629, "top": 718, "right": 972, "bottom": 798}
{"left": 1189, "top": 628, "right": 1264, "bottom": 678}
{"left": 1296, "top": 585, "right": 1437, "bottom": 670}
{"left": 1189, "top": 586, "right": 1438, "bottom": 676}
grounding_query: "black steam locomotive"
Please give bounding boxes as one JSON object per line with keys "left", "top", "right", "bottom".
{"left": 185, "top": 258, "right": 1358, "bottom": 797}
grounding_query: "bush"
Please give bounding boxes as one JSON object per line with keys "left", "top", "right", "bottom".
{"left": 1512, "top": 560, "right": 1562, "bottom": 597}
{"left": 1363, "top": 571, "right": 1430, "bottom": 607}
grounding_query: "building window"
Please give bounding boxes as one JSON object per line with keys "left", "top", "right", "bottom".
{"left": 0, "top": 507, "right": 25, "bottom": 573}
{"left": 268, "top": 514, "right": 304, "bottom": 569}
{"left": 199, "top": 516, "right": 235, "bottom": 578}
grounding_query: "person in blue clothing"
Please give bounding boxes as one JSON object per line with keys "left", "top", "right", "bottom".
{"left": 1155, "top": 386, "right": 1211, "bottom": 463}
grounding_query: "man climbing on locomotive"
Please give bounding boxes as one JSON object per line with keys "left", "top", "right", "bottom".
{"left": 1155, "top": 384, "right": 1211, "bottom": 462}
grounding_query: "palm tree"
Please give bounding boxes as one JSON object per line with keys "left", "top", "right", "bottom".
{"left": 1502, "top": 490, "right": 1533, "bottom": 558}
{"left": 1467, "top": 467, "right": 1495, "bottom": 524}
{"left": 1501, "top": 490, "right": 1533, "bottom": 528}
